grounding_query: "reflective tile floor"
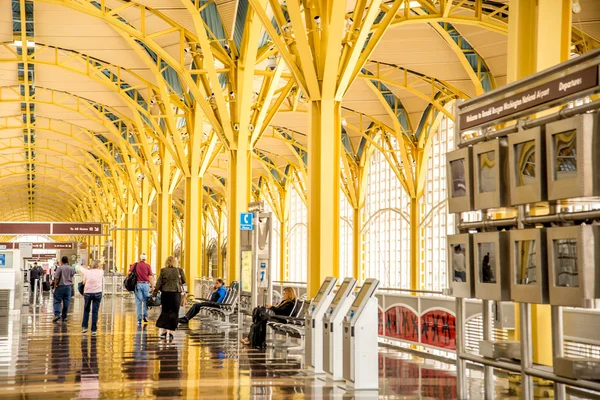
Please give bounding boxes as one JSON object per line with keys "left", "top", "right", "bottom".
{"left": 0, "top": 294, "right": 596, "bottom": 399}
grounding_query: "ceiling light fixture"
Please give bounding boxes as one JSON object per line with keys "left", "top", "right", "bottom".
{"left": 12, "top": 40, "right": 35, "bottom": 47}
{"left": 345, "top": 17, "right": 354, "bottom": 32}
{"left": 572, "top": 0, "right": 582, "bottom": 13}
{"left": 314, "top": 16, "right": 321, "bottom": 27}
{"left": 267, "top": 55, "right": 277, "bottom": 71}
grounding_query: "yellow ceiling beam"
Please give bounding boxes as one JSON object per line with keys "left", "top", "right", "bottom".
{"left": 39, "top": 0, "right": 229, "bottom": 146}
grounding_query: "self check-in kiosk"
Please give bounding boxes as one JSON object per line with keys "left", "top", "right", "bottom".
{"left": 342, "top": 278, "right": 380, "bottom": 390}
{"left": 305, "top": 277, "right": 337, "bottom": 373}
{"left": 323, "top": 277, "right": 357, "bottom": 381}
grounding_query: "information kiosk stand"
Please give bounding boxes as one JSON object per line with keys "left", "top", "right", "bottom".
{"left": 323, "top": 277, "right": 357, "bottom": 381}
{"left": 342, "top": 278, "right": 380, "bottom": 390}
{"left": 305, "top": 277, "right": 337, "bottom": 373}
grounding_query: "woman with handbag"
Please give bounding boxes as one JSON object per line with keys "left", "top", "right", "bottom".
{"left": 152, "top": 256, "right": 186, "bottom": 340}
{"left": 240, "top": 287, "right": 297, "bottom": 346}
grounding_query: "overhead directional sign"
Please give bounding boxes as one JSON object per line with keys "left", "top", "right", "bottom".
{"left": 240, "top": 213, "right": 254, "bottom": 230}
{"left": 0, "top": 242, "right": 74, "bottom": 250}
{"left": 52, "top": 223, "right": 103, "bottom": 235}
{"left": 0, "top": 223, "right": 105, "bottom": 236}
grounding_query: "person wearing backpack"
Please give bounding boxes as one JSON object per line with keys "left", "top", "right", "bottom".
{"left": 129, "top": 254, "right": 154, "bottom": 326}
{"left": 240, "top": 287, "right": 297, "bottom": 347}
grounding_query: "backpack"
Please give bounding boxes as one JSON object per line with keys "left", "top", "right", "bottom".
{"left": 249, "top": 321, "right": 267, "bottom": 348}
{"left": 123, "top": 263, "right": 138, "bottom": 292}
{"left": 252, "top": 306, "right": 274, "bottom": 324}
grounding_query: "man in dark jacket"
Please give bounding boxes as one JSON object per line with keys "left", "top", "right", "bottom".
{"left": 29, "top": 263, "right": 43, "bottom": 298}
{"left": 178, "top": 279, "right": 227, "bottom": 324}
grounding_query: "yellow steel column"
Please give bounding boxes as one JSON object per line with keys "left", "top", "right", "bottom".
{"left": 226, "top": 138, "right": 252, "bottom": 283}
{"left": 410, "top": 199, "right": 420, "bottom": 290}
{"left": 156, "top": 149, "right": 173, "bottom": 274}
{"left": 279, "top": 188, "right": 290, "bottom": 282}
{"left": 217, "top": 207, "right": 225, "bottom": 279}
{"left": 184, "top": 175, "right": 202, "bottom": 286}
{"left": 352, "top": 207, "right": 363, "bottom": 282}
{"left": 156, "top": 191, "right": 172, "bottom": 273}
{"left": 280, "top": 217, "right": 289, "bottom": 282}
{"left": 507, "top": 0, "right": 571, "bottom": 366}
{"left": 114, "top": 211, "right": 124, "bottom": 273}
{"left": 137, "top": 177, "right": 151, "bottom": 258}
{"left": 307, "top": 100, "right": 341, "bottom": 297}
{"left": 124, "top": 191, "right": 135, "bottom": 268}
{"left": 536, "top": 0, "right": 572, "bottom": 71}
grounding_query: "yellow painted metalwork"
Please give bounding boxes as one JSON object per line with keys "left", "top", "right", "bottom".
{"left": 505, "top": 0, "right": 572, "bottom": 367}
{"left": 124, "top": 191, "right": 136, "bottom": 266}
{"left": 307, "top": 100, "right": 341, "bottom": 295}
{"left": 138, "top": 178, "right": 152, "bottom": 259}
{"left": 156, "top": 147, "right": 174, "bottom": 273}
{"left": 226, "top": 141, "right": 252, "bottom": 282}
{"left": 184, "top": 174, "right": 203, "bottom": 284}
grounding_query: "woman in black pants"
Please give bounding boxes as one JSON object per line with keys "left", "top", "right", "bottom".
{"left": 240, "top": 287, "right": 297, "bottom": 345}
{"left": 152, "top": 256, "right": 186, "bottom": 340}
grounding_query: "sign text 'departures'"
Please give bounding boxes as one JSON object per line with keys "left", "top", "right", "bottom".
{"left": 460, "top": 66, "right": 599, "bottom": 130}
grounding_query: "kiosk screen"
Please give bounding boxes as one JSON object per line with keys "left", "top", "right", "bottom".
{"left": 313, "top": 277, "right": 333, "bottom": 303}
{"left": 330, "top": 279, "right": 353, "bottom": 307}
{"left": 351, "top": 281, "right": 374, "bottom": 309}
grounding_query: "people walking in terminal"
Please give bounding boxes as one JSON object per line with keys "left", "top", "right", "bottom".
{"left": 53, "top": 256, "right": 75, "bottom": 323}
{"left": 81, "top": 260, "right": 104, "bottom": 335}
{"left": 240, "top": 287, "right": 297, "bottom": 346}
{"left": 130, "top": 253, "right": 154, "bottom": 326}
{"left": 153, "top": 256, "right": 186, "bottom": 340}
{"left": 29, "top": 262, "right": 43, "bottom": 298}
{"left": 178, "top": 278, "right": 226, "bottom": 324}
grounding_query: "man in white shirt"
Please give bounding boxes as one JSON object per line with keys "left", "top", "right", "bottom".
{"left": 452, "top": 245, "right": 466, "bottom": 282}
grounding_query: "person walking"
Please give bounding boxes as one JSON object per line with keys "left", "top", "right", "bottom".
{"left": 152, "top": 256, "right": 186, "bottom": 340}
{"left": 53, "top": 256, "right": 76, "bottom": 323}
{"left": 29, "top": 262, "right": 43, "bottom": 298}
{"left": 81, "top": 260, "right": 104, "bottom": 335}
{"left": 129, "top": 253, "right": 154, "bottom": 326}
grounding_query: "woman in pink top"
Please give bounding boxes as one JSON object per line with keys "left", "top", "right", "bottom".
{"left": 82, "top": 260, "right": 104, "bottom": 335}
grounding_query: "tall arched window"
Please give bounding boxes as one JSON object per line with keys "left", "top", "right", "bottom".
{"left": 363, "top": 148, "right": 411, "bottom": 288}
{"left": 420, "top": 114, "right": 455, "bottom": 291}
{"left": 340, "top": 190, "right": 354, "bottom": 279}
{"left": 262, "top": 201, "right": 281, "bottom": 282}
{"left": 288, "top": 188, "right": 307, "bottom": 282}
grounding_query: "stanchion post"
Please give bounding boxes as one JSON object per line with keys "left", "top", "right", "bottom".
{"left": 483, "top": 299, "right": 495, "bottom": 398}
{"left": 552, "top": 305, "right": 566, "bottom": 400}
{"left": 455, "top": 297, "right": 467, "bottom": 399}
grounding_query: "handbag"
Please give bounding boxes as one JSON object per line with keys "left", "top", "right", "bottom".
{"left": 178, "top": 268, "right": 186, "bottom": 293}
{"left": 123, "top": 263, "right": 138, "bottom": 292}
{"left": 78, "top": 282, "right": 85, "bottom": 296}
{"left": 147, "top": 295, "right": 161, "bottom": 309}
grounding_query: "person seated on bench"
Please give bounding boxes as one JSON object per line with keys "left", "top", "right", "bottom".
{"left": 240, "top": 287, "right": 297, "bottom": 345}
{"left": 178, "top": 278, "right": 226, "bottom": 324}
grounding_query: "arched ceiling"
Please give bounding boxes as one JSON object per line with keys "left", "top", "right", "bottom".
{"left": 0, "top": 0, "right": 598, "bottom": 225}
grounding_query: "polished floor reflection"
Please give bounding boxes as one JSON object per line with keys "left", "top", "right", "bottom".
{"left": 0, "top": 295, "right": 592, "bottom": 399}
